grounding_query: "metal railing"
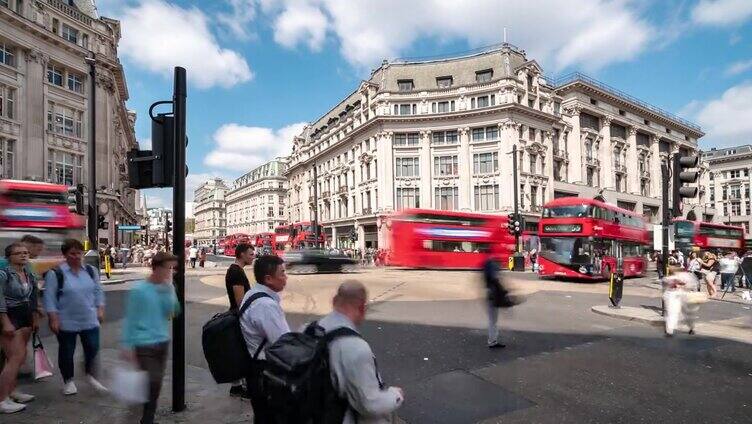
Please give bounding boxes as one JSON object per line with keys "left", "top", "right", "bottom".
{"left": 551, "top": 72, "right": 702, "bottom": 132}
{"left": 390, "top": 42, "right": 523, "bottom": 64}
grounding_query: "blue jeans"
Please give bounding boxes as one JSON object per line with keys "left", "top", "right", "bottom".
{"left": 57, "top": 327, "right": 100, "bottom": 382}
{"left": 720, "top": 273, "right": 735, "bottom": 292}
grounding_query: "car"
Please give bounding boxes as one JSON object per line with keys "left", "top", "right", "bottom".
{"left": 282, "top": 249, "right": 357, "bottom": 273}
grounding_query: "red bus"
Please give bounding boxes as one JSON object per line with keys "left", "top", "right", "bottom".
{"left": 674, "top": 220, "right": 745, "bottom": 254}
{"left": 0, "top": 180, "right": 85, "bottom": 274}
{"left": 223, "top": 233, "right": 250, "bottom": 257}
{"left": 273, "top": 225, "right": 290, "bottom": 254}
{"left": 289, "top": 221, "right": 325, "bottom": 249}
{"left": 537, "top": 198, "right": 649, "bottom": 280}
{"left": 388, "top": 208, "right": 515, "bottom": 269}
{"left": 254, "top": 232, "right": 274, "bottom": 254}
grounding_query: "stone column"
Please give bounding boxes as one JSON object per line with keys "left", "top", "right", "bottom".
{"left": 499, "top": 122, "right": 517, "bottom": 210}
{"left": 543, "top": 131, "right": 554, "bottom": 203}
{"left": 627, "top": 127, "right": 638, "bottom": 194}
{"left": 23, "top": 50, "right": 47, "bottom": 180}
{"left": 331, "top": 226, "right": 337, "bottom": 248}
{"left": 458, "top": 127, "right": 471, "bottom": 209}
{"left": 650, "top": 135, "right": 661, "bottom": 198}
{"left": 357, "top": 223, "right": 366, "bottom": 251}
{"left": 564, "top": 106, "right": 583, "bottom": 184}
{"left": 420, "top": 130, "right": 432, "bottom": 208}
{"left": 377, "top": 132, "right": 394, "bottom": 211}
{"left": 599, "top": 116, "right": 613, "bottom": 190}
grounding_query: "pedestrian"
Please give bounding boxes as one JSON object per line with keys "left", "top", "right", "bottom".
{"left": 686, "top": 251, "right": 703, "bottom": 291}
{"left": 743, "top": 251, "right": 752, "bottom": 289}
{"left": 483, "top": 256, "right": 514, "bottom": 348}
{"left": 199, "top": 248, "right": 206, "bottom": 268}
{"left": 120, "top": 252, "right": 180, "bottom": 424}
{"left": 224, "top": 243, "right": 254, "bottom": 399}
{"left": 0, "top": 236, "right": 45, "bottom": 271}
{"left": 109, "top": 245, "right": 118, "bottom": 270}
{"left": 676, "top": 250, "right": 685, "bottom": 269}
{"left": 189, "top": 245, "right": 198, "bottom": 269}
{"left": 699, "top": 252, "right": 719, "bottom": 297}
{"left": 654, "top": 251, "right": 665, "bottom": 280}
{"left": 317, "top": 281, "right": 404, "bottom": 423}
{"left": 43, "top": 239, "right": 107, "bottom": 396}
{"left": 240, "top": 255, "right": 290, "bottom": 423}
{"left": 663, "top": 267, "right": 700, "bottom": 337}
{"left": 719, "top": 251, "right": 739, "bottom": 293}
{"left": 0, "top": 242, "right": 39, "bottom": 413}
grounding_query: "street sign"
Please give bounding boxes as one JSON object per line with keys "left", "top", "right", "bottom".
{"left": 117, "top": 225, "right": 143, "bottom": 231}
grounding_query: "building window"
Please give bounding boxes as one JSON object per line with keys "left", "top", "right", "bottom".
{"left": 730, "top": 185, "right": 741, "bottom": 199}
{"left": 615, "top": 174, "right": 623, "bottom": 192}
{"left": 395, "top": 157, "right": 419, "bottom": 177}
{"left": 67, "top": 73, "right": 83, "bottom": 93}
{"left": 731, "top": 202, "right": 741, "bottom": 215}
{"left": 47, "top": 103, "right": 83, "bottom": 138}
{"left": 61, "top": 24, "right": 78, "bottom": 43}
{"left": 476, "top": 69, "right": 493, "bottom": 83}
{"left": 529, "top": 154, "right": 537, "bottom": 174}
{"left": 587, "top": 167, "right": 595, "bottom": 186}
{"left": 746, "top": 202, "right": 751, "bottom": 216}
{"left": 432, "top": 100, "right": 455, "bottom": 113}
{"left": 396, "top": 188, "right": 419, "bottom": 209}
{"left": 528, "top": 127, "right": 536, "bottom": 141}
{"left": 47, "top": 65, "right": 63, "bottom": 86}
{"left": 394, "top": 133, "right": 419, "bottom": 146}
{"left": 434, "top": 187, "right": 458, "bottom": 210}
{"left": 641, "top": 180, "right": 649, "bottom": 197}
{"left": 394, "top": 104, "right": 417, "bottom": 116}
{"left": 0, "top": 41, "right": 14, "bottom": 67}
{"left": 473, "top": 152, "right": 498, "bottom": 174}
{"left": 471, "top": 95, "right": 495, "bottom": 109}
{"left": 397, "top": 79, "right": 414, "bottom": 92}
{"left": 434, "top": 155, "right": 458, "bottom": 176}
{"left": 471, "top": 126, "right": 498, "bottom": 142}
{"left": 432, "top": 130, "right": 457, "bottom": 145}
{"left": 0, "top": 84, "right": 15, "bottom": 119}
{"left": 47, "top": 149, "right": 82, "bottom": 185}
{"left": 474, "top": 184, "right": 499, "bottom": 211}
{"left": 0, "top": 138, "right": 14, "bottom": 179}
{"left": 590, "top": 98, "right": 598, "bottom": 106}
{"left": 610, "top": 123, "right": 627, "bottom": 139}
{"left": 580, "top": 113, "right": 600, "bottom": 131}
{"left": 436, "top": 76, "right": 453, "bottom": 88}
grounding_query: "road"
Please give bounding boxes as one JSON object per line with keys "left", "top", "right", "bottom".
{"left": 16, "top": 267, "right": 752, "bottom": 423}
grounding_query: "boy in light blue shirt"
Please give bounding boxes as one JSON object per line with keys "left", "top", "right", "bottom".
{"left": 121, "top": 252, "right": 180, "bottom": 424}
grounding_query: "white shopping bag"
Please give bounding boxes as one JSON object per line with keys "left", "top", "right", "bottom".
{"left": 110, "top": 362, "right": 149, "bottom": 405}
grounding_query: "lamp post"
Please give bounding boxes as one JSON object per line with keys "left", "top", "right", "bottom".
{"left": 85, "top": 52, "right": 98, "bottom": 251}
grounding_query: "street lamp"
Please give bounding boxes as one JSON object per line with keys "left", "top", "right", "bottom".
{"left": 85, "top": 52, "right": 98, "bottom": 253}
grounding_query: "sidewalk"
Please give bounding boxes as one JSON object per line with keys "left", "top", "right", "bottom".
{"left": 11, "top": 343, "right": 249, "bottom": 423}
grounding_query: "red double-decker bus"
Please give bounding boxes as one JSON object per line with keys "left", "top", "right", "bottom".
{"left": 223, "top": 233, "right": 250, "bottom": 257}
{"left": 537, "top": 198, "right": 649, "bottom": 280}
{"left": 289, "top": 221, "right": 325, "bottom": 249}
{"left": 674, "top": 220, "right": 745, "bottom": 254}
{"left": 273, "top": 225, "right": 290, "bottom": 254}
{"left": 254, "top": 232, "right": 274, "bottom": 254}
{"left": 388, "top": 208, "right": 515, "bottom": 269}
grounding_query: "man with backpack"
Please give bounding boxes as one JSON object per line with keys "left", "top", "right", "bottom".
{"left": 239, "top": 255, "right": 290, "bottom": 423}
{"left": 317, "top": 281, "right": 404, "bottom": 423}
{"left": 224, "top": 243, "right": 254, "bottom": 399}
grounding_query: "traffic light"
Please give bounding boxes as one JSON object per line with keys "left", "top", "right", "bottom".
{"left": 672, "top": 153, "right": 699, "bottom": 217}
{"left": 97, "top": 215, "right": 108, "bottom": 230}
{"left": 67, "top": 184, "right": 84, "bottom": 215}
{"left": 507, "top": 213, "right": 523, "bottom": 236}
{"left": 126, "top": 109, "right": 189, "bottom": 189}
{"left": 165, "top": 218, "right": 172, "bottom": 234}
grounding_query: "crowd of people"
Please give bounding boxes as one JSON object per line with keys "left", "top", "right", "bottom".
{"left": 654, "top": 249, "right": 751, "bottom": 297}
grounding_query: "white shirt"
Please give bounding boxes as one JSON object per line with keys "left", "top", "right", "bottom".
{"left": 687, "top": 258, "right": 702, "bottom": 273}
{"left": 189, "top": 247, "right": 198, "bottom": 259}
{"left": 719, "top": 257, "right": 739, "bottom": 274}
{"left": 239, "top": 283, "right": 290, "bottom": 360}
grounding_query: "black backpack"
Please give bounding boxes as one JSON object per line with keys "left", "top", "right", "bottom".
{"left": 201, "top": 292, "right": 271, "bottom": 384}
{"left": 53, "top": 265, "right": 96, "bottom": 302}
{"left": 263, "top": 322, "right": 360, "bottom": 424}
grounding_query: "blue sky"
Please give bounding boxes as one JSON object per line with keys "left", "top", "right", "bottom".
{"left": 95, "top": 0, "right": 752, "bottom": 212}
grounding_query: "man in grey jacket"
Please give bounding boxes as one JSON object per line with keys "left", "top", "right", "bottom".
{"left": 318, "top": 281, "right": 403, "bottom": 424}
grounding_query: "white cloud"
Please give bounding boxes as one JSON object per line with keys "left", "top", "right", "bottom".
{"left": 691, "top": 0, "right": 752, "bottom": 26}
{"left": 687, "top": 81, "right": 752, "bottom": 147}
{"left": 725, "top": 59, "right": 752, "bottom": 76}
{"left": 218, "top": 0, "right": 257, "bottom": 40}
{"left": 119, "top": 1, "right": 253, "bottom": 89}
{"left": 264, "top": 0, "right": 652, "bottom": 72}
{"left": 205, "top": 122, "right": 307, "bottom": 172}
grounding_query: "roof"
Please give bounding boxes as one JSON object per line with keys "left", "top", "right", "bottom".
{"left": 703, "top": 145, "right": 752, "bottom": 159}
{"left": 0, "top": 180, "right": 68, "bottom": 193}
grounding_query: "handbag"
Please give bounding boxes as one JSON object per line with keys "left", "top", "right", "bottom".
{"left": 33, "top": 332, "right": 54, "bottom": 380}
{"left": 110, "top": 361, "right": 149, "bottom": 404}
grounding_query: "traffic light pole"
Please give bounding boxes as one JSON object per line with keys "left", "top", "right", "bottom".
{"left": 512, "top": 146, "right": 520, "bottom": 252}
{"left": 661, "top": 159, "right": 670, "bottom": 280}
{"left": 313, "top": 162, "right": 320, "bottom": 249}
{"left": 171, "top": 67, "right": 187, "bottom": 413}
{"left": 86, "top": 54, "right": 97, "bottom": 250}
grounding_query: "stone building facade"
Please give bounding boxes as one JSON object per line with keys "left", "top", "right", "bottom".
{"left": 285, "top": 44, "right": 706, "bottom": 250}
{"left": 226, "top": 158, "right": 287, "bottom": 236}
{"left": 0, "top": 0, "right": 140, "bottom": 245}
{"left": 193, "top": 178, "right": 228, "bottom": 245}
{"left": 703, "top": 145, "right": 752, "bottom": 235}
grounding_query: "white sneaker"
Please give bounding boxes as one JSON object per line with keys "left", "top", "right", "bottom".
{"left": 87, "top": 375, "right": 108, "bottom": 393}
{"left": 9, "top": 391, "right": 35, "bottom": 403}
{"left": 62, "top": 381, "right": 78, "bottom": 396}
{"left": 0, "top": 398, "right": 26, "bottom": 414}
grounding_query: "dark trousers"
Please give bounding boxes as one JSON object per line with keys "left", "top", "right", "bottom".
{"left": 190, "top": 258, "right": 197, "bottom": 268}
{"left": 246, "top": 364, "right": 272, "bottom": 424}
{"left": 721, "top": 273, "right": 736, "bottom": 292}
{"left": 57, "top": 327, "right": 100, "bottom": 382}
{"left": 135, "top": 342, "right": 169, "bottom": 424}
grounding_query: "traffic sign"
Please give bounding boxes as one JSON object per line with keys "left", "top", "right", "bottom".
{"left": 117, "top": 225, "right": 143, "bottom": 231}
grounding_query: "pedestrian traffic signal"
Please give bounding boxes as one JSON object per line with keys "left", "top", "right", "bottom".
{"left": 67, "top": 184, "right": 84, "bottom": 215}
{"left": 507, "top": 213, "right": 523, "bottom": 236}
{"left": 672, "top": 153, "right": 699, "bottom": 217}
{"left": 165, "top": 218, "right": 172, "bottom": 234}
{"left": 97, "top": 215, "right": 108, "bottom": 229}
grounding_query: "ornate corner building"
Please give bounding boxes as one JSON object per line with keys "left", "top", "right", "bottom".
{"left": 193, "top": 178, "right": 229, "bottom": 246}
{"left": 285, "top": 44, "right": 706, "bottom": 250}
{"left": 0, "top": 0, "right": 140, "bottom": 245}
{"left": 703, "top": 146, "right": 752, "bottom": 235}
{"left": 225, "top": 158, "right": 288, "bottom": 238}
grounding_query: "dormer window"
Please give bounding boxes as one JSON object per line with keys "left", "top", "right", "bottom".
{"left": 476, "top": 69, "right": 493, "bottom": 83}
{"left": 436, "top": 76, "right": 453, "bottom": 88}
{"left": 397, "top": 79, "right": 414, "bottom": 92}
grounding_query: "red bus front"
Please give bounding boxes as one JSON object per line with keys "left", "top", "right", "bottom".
{"left": 537, "top": 198, "right": 649, "bottom": 280}
{"left": 223, "top": 233, "right": 250, "bottom": 257}
{"left": 290, "top": 221, "right": 325, "bottom": 249}
{"left": 388, "top": 209, "right": 514, "bottom": 269}
{"left": 674, "top": 220, "right": 745, "bottom": 254}
{"left": 0, "top": 180, "right": 85, "bottom": 274}
{"left": 273, "top": 225, "right": 290, "bottom": 255}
